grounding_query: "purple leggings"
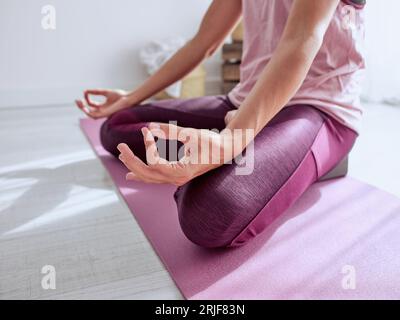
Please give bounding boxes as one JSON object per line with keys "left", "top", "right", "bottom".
{"left": 100, "top": 96, "right": 357, "bottom": 248}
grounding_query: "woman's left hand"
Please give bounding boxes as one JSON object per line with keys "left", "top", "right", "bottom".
{"left": 117, "top": 123, "right": 234, "bottom": 186}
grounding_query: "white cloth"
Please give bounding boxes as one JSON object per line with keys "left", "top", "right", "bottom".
{"left": 140, "top": 38, "right": 185, "bottom": 98}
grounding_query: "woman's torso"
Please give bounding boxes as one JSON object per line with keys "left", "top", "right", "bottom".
{"left": 228, "top": 0, "right": 366, "bottom": 133}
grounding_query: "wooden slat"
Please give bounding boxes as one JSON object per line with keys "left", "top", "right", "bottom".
{"left": 222, "top": 62, "right": 241, "bottom": 82}
{"left": 222, "top": 81, "right": 239, "bottom": 94}
{"left": 222, "top": 43, "right": 243, "bottom": 62}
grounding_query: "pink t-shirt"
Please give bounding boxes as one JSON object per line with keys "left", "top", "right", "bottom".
{"left": 228, "top": 0, "right": 366, "bottom": 133}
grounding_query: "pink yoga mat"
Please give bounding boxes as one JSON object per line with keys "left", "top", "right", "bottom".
{"left": 81, "top": 118, "right": 400, "bottom": 300}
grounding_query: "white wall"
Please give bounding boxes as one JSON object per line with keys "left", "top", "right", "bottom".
{"left": 362, "top": 0, "right": 400, "bottom": 103}
{"left": 0, "top": 0, "right": 221, "bottom": 108}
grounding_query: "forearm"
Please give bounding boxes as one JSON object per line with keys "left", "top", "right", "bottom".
{"left": 126, "top": 37, "right": 211, "bottom": 104}
{"left": 127, "top": 0, "right": 242, "bottom": 105}
{"left": 226, "top": 36, "right": 322, "bottom": 136}
{"left": 222, "top": 0, "right": 339, "bottom": 155}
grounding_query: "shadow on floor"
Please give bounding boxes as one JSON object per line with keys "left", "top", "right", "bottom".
{"left": 0, "top": 158, "right": 115, "bottom": 236}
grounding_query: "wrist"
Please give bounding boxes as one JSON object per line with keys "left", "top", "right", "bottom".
{"left": 217, "top": 130, "right": 235, "bottom": 164}
{"left": 124, "top": 91, "right": 137, "bottom": 103}
{"left": 220, "top": 128, "right": 240, "bottom": 154}
{"left": 220, "top": 128, "right": 253, "bottom": 161}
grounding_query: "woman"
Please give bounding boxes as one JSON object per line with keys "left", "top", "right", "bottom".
{"left": 76, "top": 0, "right": 366, "bottom": 248}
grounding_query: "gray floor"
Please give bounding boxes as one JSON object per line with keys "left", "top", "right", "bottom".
{"left": 0, "top": 102, "right": 399, "bottom": 299}
{"left": 0, "top": 105, "right": 181, "bottom": 299}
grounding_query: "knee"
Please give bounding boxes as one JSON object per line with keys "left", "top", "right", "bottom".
{"left": 175, "top": 184, "right": 243, "bottom": 249}
{"left": 99, "top": 117, "right": 122, "bottom": 157}
{"left": 179, "top": 208, "right": 232, "bottom": 248}
{"left": 100, "top": 111, "right": 145, "bottom": 158}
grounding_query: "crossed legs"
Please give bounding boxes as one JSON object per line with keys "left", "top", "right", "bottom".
{"left": 100, "top": 96, "right": 357, "bottom": 248}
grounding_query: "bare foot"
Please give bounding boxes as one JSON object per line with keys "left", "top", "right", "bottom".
{"left": 224, "top": 110, "right": 238, "bottom": 125}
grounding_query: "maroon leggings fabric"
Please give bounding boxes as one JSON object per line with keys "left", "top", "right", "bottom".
{"left": 100, "top": 96, "right": 357, "bottom": 248}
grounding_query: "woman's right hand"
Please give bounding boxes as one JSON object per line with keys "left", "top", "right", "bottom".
{"left": 75, "top": 89, "right": 136, "bottom": 119}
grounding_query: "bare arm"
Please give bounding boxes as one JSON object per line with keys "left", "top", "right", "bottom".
{"left": 128, "top": 0, "right": 242, "bottom": 104}
{"left": 224, "top": 0, "right": 340, "bottom": 147}
{"left": 77, "top": 0, "right": 242, "bottom": 118}
{"left": 117, "top": 0, "right": 343, "bottom": 186}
